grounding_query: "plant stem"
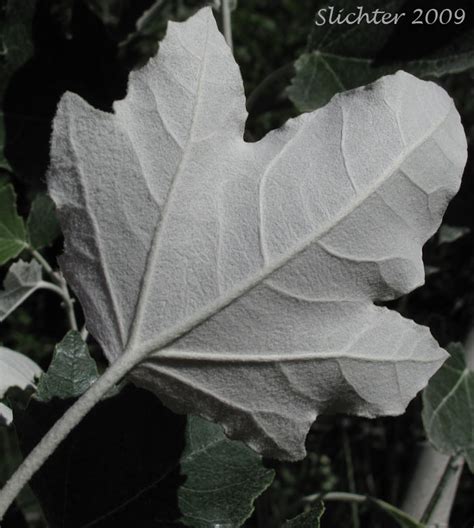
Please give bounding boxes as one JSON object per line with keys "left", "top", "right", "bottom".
{"left": 80, "top": 326, "right": 89, "bottom": 341}
{"left": 30, "top": 249, "right": 55, "bottom": 278}
{"left": 30, "top": 248, "right": 78, "bottom": 331}
{"left": 0, "top": 350, "right": 138, "bottom": 520}
{"left": 304, "top": 491, "right": 421, "bottom": 525}
{"left": 221, "top": 0, "right": 233, "bottom": 51}
{"left": 420, "top": 455, "right": 463, "bottom": 525}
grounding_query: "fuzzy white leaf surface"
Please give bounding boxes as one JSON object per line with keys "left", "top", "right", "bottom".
{"left": 47, "top": 8, "right": 467, "bottom": 459}
{"left": 0, "top": 260, "right": 42, "bottom": 322}
{"left": 0, "top": 346, "right": 42, "bottom": 426}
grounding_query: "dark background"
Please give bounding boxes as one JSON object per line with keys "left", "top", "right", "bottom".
{"left": 1, "top": 0, "right": 473, "bottom": 526}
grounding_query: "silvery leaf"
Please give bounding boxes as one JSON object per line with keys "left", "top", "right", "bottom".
{"left": 0, "top": 346, "right": 42, "bottom": 426}
{"left": 0, "top": 260, "right": 42, "bottom": 322}
{"left": 48, "top": 8, "right": 467, "bottom": 459}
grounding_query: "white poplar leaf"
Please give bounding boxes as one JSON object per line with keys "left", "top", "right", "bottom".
{"left": 0, "top": 260, "right": 42, "bottom": 322}
{"left": 47, "top": 8, "right": 467, "bottom": 459}
{"left": 0, "top": 346, "right": 42, "bottom": 426}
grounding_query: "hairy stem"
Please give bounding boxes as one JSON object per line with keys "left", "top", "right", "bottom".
{"left": 221, "top": 0, "right": 233, "bottom": 51}
{"left": 30, "top": 248, "right": 78, "bottom": 331}
{"left": 0, "top": 351, "right": 138, "bottom": 520}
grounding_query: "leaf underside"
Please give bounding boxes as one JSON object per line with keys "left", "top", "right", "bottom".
{"left": 0, "top": 259, "right": 42, "bottom": 322}
{"left": 0, "top": 346, "right": 42, "bottom": 426}
{"left": 48, "top": 8, "right": 467, "bottom": 460}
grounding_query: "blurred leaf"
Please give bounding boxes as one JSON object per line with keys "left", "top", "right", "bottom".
{"left": 85, "top": 0, "right": 128, "bottom": 27}
{"left": 36, "top": 331, "right": 99, "bottom": 402}
{"left": 27, "top": 193, "right": 61, "bottom": 249}
{"left": 179, "top": 416, "right": 275, "bottom": 528}
{"left": 0, "top": 345, "right": 42, "bottom": 426}
{"left": 283, "top": 501, "right": 324, "bottom": 527}
{"left": 438, "top": 224, "right": 470, "bottom": 245}
{"left": 289, "top": 0, "right": 474, "bottom": 112}
{"left": 423, "top": 343, "right": 474, "bottom": 472}
{"left": 0, "top": 183, "right": 28, "bottom": 264}
{"left": 0, "top": 0, "right": 37, "bottom": 169}
{"left": 0, "top": 259, "right": 42, "bottom": 322}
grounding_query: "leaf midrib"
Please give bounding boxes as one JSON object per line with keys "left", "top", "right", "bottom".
{"left": 125, "top": 14, "right": 211, "bottom": 352}
{"left": 133, "top": 102, "right": 456, "bottom": 361}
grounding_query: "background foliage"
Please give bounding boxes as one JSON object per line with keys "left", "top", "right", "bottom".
{"left": 0, "top": 0, "right": 473, "bottom": 526}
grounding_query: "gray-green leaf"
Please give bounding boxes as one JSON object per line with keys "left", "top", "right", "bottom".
{"left": 283, "top": 502, "right": 324, "bottom": 527}
{"left": 288, "top": 0, "right": 474, "bottom": 112}
{"left": 36, "top": 331, "right": 99, "bottom": 401}
{"left": 422, "top": 343, "right": 474, "bottom": 472}
{"left": 0, "top": 183, "right": 28, "bottom": 264}
{"left": 0, "top": 346, "right": 42, "bottom": 426}
{"left": 179, "top": 415, "right": 274, "bottom": 528}
{"left": 0, "top": 259, "right": 42, "bottom": 322}
{"left": 48, "top": 8, "right": 466, "bottom": 460}
{"left": 438, "top": 224, "right": 470, "bottom": 245}
{"left": 27, "top": 194, "right": 61, "bottom": 249}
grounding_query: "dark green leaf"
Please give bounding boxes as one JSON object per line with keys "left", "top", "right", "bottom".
{"left": 423, "top": 343, "right": 474, "bottom": 472}
{"left": 179, "top": 416, "right": 275, "bottom": 528}
{"left": 0, "top": 0, "right": 37, "bottom": 169}
{"left": 27, "top": 194, "right": 61, "bottom": 249}
{"left": 283, "top": 502, "right": 324, "bottom": 527}
{"left": 0, "top": 183, "right": 28, "bottom": 264}
{"left": 119, "top": 0, "right": 207, "bottom": 67}
{"left": 288, "top": 0, "right": 474, "bottom": 112}
{"left": 35, "top": 331, "right": 99, "bottom": 402}
{"left": 15, "top": 385, "right": 273, "bottom": 527}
